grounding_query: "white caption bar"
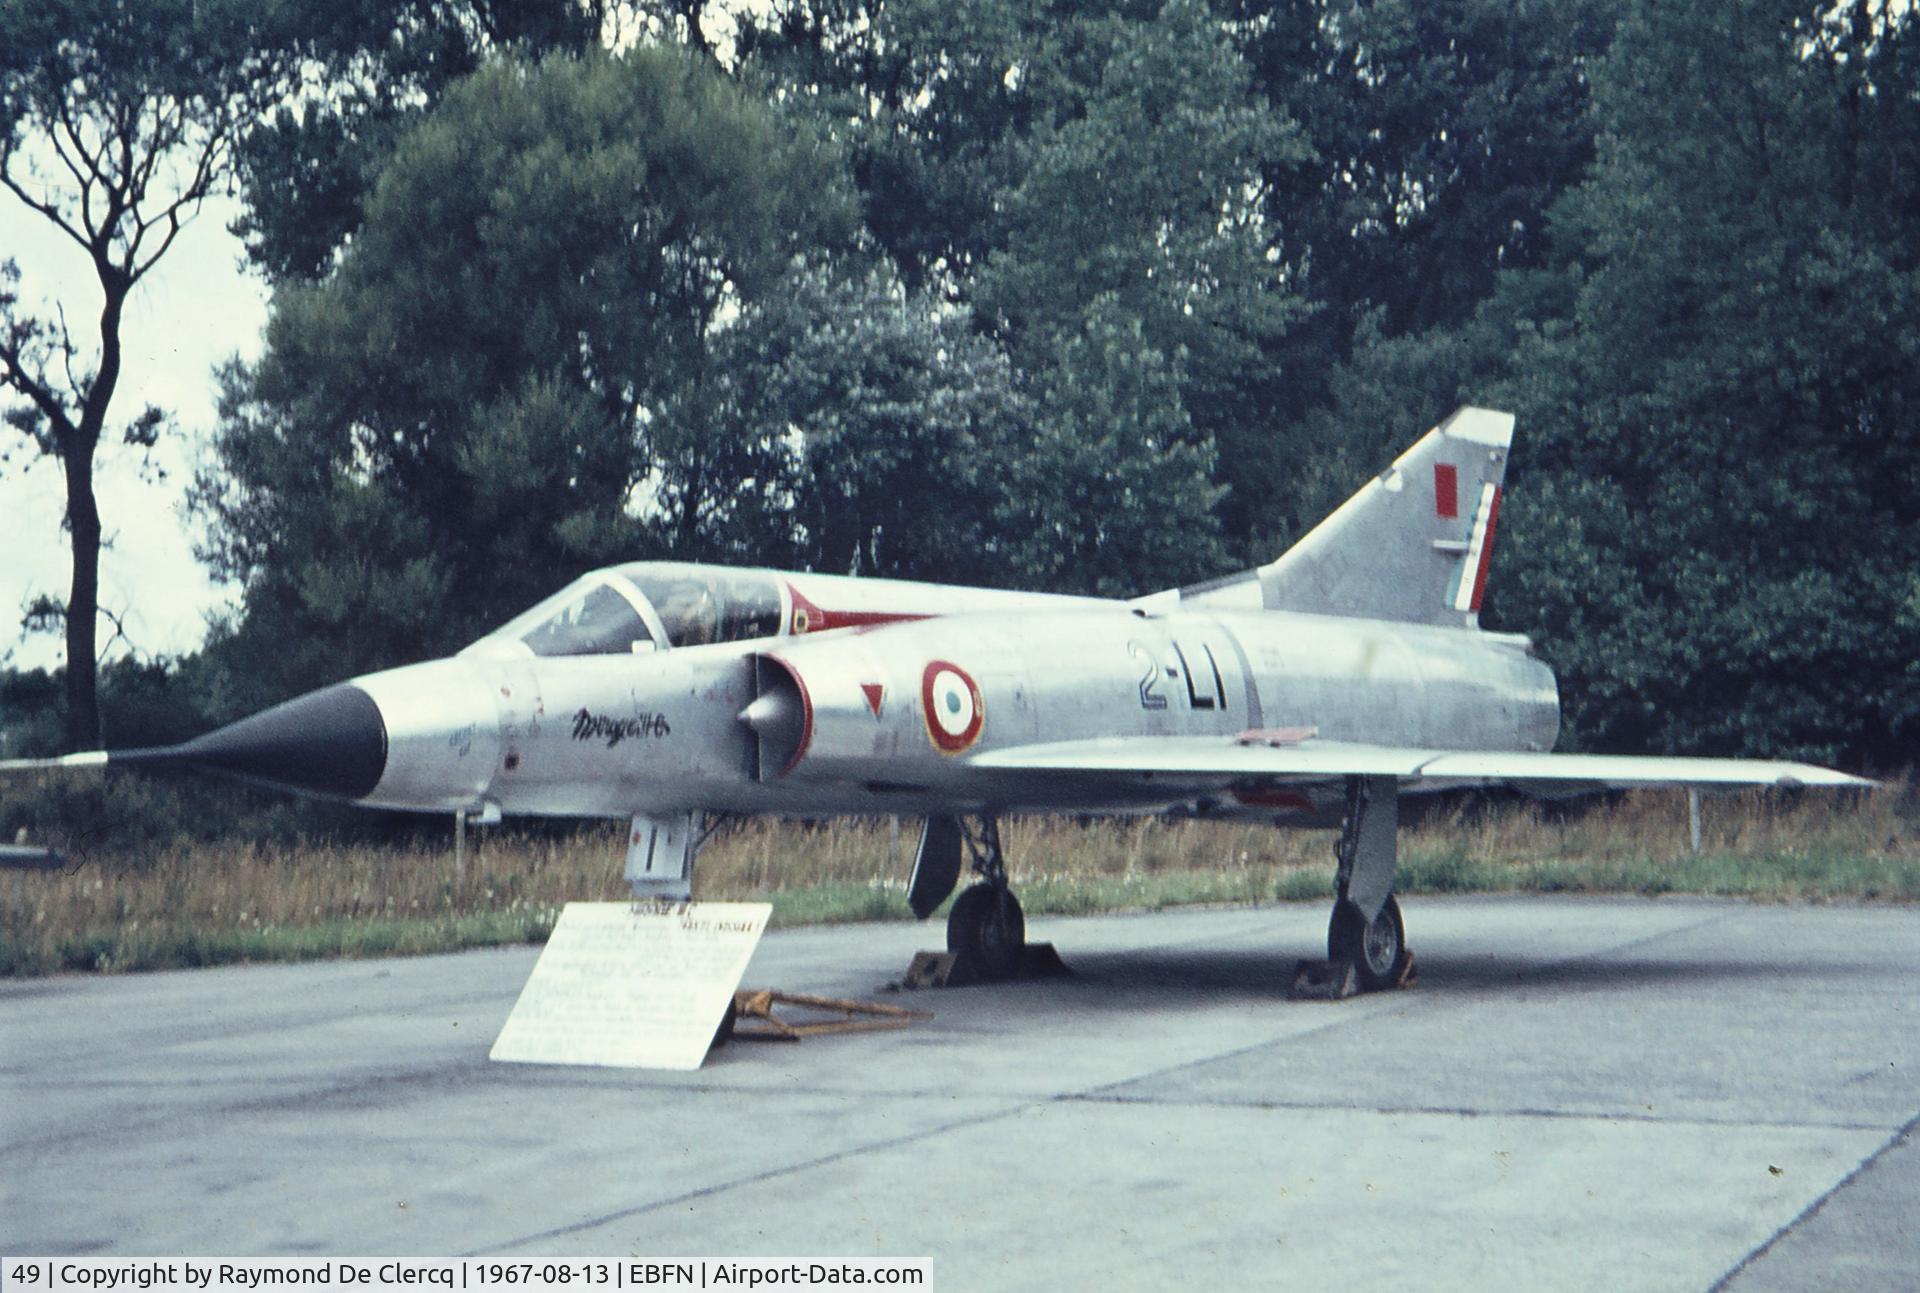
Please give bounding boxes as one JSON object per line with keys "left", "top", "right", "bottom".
{"left": 1, "top": 1261, "right": 931, "bottom": 1293}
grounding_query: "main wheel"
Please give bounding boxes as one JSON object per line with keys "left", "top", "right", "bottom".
{"left": 1328, "top": 894, "right": 1407, "bottom": 992}
{"left": 947, "top": 884, "right": 1026, "bottom": 981}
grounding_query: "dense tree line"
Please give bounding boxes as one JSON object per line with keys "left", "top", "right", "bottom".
{"left": 3, "top": 0, "right": 1915, "bottom": 771}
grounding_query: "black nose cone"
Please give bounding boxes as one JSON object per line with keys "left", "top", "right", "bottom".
{"left": 175, "top": 684, "right": 389, "bottom": 800}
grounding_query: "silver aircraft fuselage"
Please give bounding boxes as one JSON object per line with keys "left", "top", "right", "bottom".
{"left": 343, "top": 577, "right": 1558, "bottom": 823}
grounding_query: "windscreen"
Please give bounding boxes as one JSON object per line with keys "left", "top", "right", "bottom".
{"left": 467, "top": 565, "right": 787, "bottom": 658}
{"left": 514, "top": 581, "right": 654, "bottom": 657}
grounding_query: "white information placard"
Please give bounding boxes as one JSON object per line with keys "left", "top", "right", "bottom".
{"left": 490, "top": 900, "right": 772, "bottom": 1070}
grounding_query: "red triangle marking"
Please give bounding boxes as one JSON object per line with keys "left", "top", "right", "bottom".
{"left": 860, "top": 683, "right": 885, "bottom": 717}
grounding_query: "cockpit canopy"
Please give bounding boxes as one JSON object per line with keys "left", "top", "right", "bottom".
{"left": 463, "top": 563, "right": 786, "bottom": 659}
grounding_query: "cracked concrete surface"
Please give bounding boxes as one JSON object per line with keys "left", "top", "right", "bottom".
{"left": 2, "top": 895, "right": 1914, "bottom": 1290}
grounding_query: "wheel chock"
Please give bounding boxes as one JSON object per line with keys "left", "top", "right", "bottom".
{"left": 1290, "top": 950, "right": 1418, "bottom": 1000}
{"left": 1290, "top": 958, "right": 1362, "bottom": 1000}
{"left": 902, "top": 951, "right": 957, "bottom": 989}
{"left": 1396, "top": 951, "right": 1419, "bottom": 989}
{"left": 1017, "top": 942, "right": 1070, "bottom": 978}
{"left": 897, "top": 942, "right": 1071, "bottom": 990}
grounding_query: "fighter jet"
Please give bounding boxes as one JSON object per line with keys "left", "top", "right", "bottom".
{"left": 3, "top": 408, "right": 1870, "bottom": 988}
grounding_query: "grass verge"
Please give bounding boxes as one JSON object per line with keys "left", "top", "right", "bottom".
{"left": 3, "top": 786, "right": 1914, "bottom": 976}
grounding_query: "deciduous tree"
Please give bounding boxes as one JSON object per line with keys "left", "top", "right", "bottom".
{"left": 1, "top": 0, "right": 289, "bottom": 749}
{"left": 195, "top": 47, "right": 848, "bottom": 701}
{"left": 650, "top": 260, "right": 1036, "bottom": 584}
{"left": 1497, "top": 0, "right": 1919, "bottom": 764}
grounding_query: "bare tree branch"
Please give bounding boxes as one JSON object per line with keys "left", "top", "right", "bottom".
{"left": 0, "top": 327, "right": 79, "bottom": 446}
{"left": 53, "top": 301, "right": 81, "bottom": 396}
{"left": 130, "top": 131, "right": 229, "bottom": 283}
{"left": 126, "top": 98, "right": 170, "bottom": 205}
{"left": 0, "top": 171, "right": 95, "bottom": 256}
{"left": 112, "top": 92, "right": 140, "bottom": 196}
{"left": 94, "top": 600, "right": 135, "bottom": 665}
{"left": 42, "top": 108, "right": 101, "bottom": 231}
{"left": 50, "top": 90, "right": 108, "bottom": 243}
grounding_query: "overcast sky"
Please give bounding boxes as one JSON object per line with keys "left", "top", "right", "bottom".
{"left": 1, "top": 191, "right": 266, "bottom": 674}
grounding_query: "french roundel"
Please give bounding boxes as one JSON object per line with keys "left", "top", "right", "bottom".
{"left": 921, "top": 660, "right": 985, "bottom": 753}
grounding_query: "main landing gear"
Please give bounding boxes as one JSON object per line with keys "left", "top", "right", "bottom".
{"left": 1322, "top": 776, "right": 1412, "bottom": 992}
{"left": 909, "top": 815, "right": 1033, "bottom": 982}
{"left": 908, "top": 780, "right": 1414, "bottom": 996}
{"left": 1328, "top": 893, "right": 1408, "bottom": 992}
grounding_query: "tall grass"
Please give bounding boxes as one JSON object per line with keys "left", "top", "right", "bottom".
{"left": 2, "top": 785, "right": 1914, "bottom": 975}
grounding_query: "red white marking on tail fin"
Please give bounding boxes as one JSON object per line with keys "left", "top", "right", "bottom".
{"left": 1455, "top": 483, "right": 1503, "bottom": 613}
{"left": 1434, "top": 463, "right": 1459, "bottom": 519}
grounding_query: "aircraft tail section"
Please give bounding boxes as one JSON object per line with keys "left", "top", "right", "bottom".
{"left": 1150, "top": 406, "right": 1514, "bottom": 627}
{"left": 1260, "top": 406, "right": 1512, "bottom": 626}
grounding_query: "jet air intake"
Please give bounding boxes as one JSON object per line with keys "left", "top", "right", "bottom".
{"left": 743, "top": 655, "right": 811, "bottom": 779}
{"left": 744, "top": 643, "right": 938, "bottom": 784}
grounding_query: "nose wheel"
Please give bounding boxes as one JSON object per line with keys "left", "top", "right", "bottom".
{"left": 947, "top": 883, "right": 1027, "bottom": 981}
{"left": 936, "top": 816, "right": 1046, "bottom": 983}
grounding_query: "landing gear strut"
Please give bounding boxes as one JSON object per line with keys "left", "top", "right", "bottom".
{"left": 945, "top": 817, "right": 1028, "bottom": 982}
{"left": 1326, "top": 776, "right": 1411, "bottom": 992}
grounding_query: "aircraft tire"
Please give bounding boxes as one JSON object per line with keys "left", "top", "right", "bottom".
{"left": 948, "top": 884, "right": 1026, "bottom": 981}
{"left": 1328, "top": 894, "right": 1407, "bottom": 992}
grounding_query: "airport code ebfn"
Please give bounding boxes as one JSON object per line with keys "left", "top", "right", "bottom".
{"left": 2, "top": 1261, "right": 930, "bottom": 1292}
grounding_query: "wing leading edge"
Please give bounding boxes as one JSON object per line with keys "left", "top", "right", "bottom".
{"left": 969, "top": 736, "right": 1872, "bottom": 793}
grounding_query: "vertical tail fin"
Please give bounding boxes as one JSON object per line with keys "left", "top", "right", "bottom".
{"left": 1261, "top": 406, "right": 1513, "bottom": 626}
{"left": 1157, "top": 407, "right": 1513, "bottom": 627}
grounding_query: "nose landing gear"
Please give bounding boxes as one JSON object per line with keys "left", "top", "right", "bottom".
{"left": 908, "top": 815, "right": 1050, "bottom": 983}
{"left": 945, "top": 818, "right": 1033, "bottom": 982}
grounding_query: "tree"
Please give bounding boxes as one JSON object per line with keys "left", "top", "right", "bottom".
{"left": 0, "top": 0, "right": 289, "bottom": 750}
{"left": 1238, "top": 0, "right": 1620, "bottom": 343}
{"left": 740, "top": 1, "right": 1629, "bottom": 561}
{"left": 650, "top": 259, "right": 1037, "bottom": 583}
{"left": 967, "top": 0, "right": 1308, "bottom": 559}
{"left": 232, "top": 1, "right": 805, "bottom": 286}
{"left": 1223, "top": 0, "right": 1621, "bottom": 549}
{"left": 1489, "top": 0, "right": 1920, "bottom": 765}
{"left": 735, "top": 0, "right": 1045, "bottom": 297}
{"left": 196, "top": 48, "right": 850, "bottom": 702}
{"left": 995, "top": 296, "right": 1228, "bottom": 595}
{"left": 231, "top": 0, "right": 604, "bottom": 284}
